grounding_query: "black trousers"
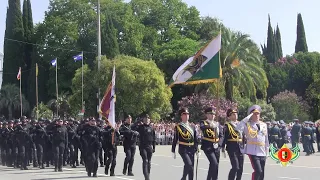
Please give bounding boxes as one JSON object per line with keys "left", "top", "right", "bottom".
{"left": 139, "top": 146, "right": 153, "bottom": 180}
{"left": 248, "top": 155, "right": 266, "bottom": 180}
{"left": 99, "top": 146, "right": 104, "bottom": 165}
{"left": 53, "top": 143, "right": 65, "bottom": 170}
{"left": 18, "top": 145, "right": 27, "bottom": 169}
{"left": 179, "top": 148, "right": 195, "bottom": 180}
{"left": 36, "top": 143, "right": 45, "bottom": 167}
{"left": 105, "top": 146, "right": 117, "bottom": 173}
{"left": 123, "top": 146, "right": 136, "bottom": 173}
{"left": 69, "top": 144, "right": 76, "bottom": 166}
{"left": 228, "top": 151, "right": 244, "bottom": 180}
{"left": 203, "top": 148, "right": 220, "bottom": 180}
{"left": 317, "top": 137, "right": 320, "bottom": 151}
{"left": 86, "top": 147, "right": 99, "bottom": 174}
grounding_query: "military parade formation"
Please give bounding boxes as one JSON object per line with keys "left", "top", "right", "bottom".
{"left": 0, "top": 105, "right": 320, "bottom": 180}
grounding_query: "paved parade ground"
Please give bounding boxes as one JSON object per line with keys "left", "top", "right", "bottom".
{"left": 0, "top": 145, "right": 319, "bottom": 180}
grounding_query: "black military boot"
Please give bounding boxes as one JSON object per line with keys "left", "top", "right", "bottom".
{"left": 127, "top": 172, "right": 134, "bottom": 176}
{"left": 105, "top": 167, "right": 109, "bottom": 175}
{"left": 110, "top": 168, "right": 115, "bottom": 176}
{"left": 93, "top": 172, "right": 97, "bottom": 177}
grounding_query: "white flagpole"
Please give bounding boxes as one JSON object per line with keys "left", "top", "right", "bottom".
{"left": 81, "top": 51, "right": 84, "bottom": 114}
{"left": 56, "top": 59, "right": 59, "bottom": 117}
{"left": 19, "top": 67, "right": 22, "bottom": 117}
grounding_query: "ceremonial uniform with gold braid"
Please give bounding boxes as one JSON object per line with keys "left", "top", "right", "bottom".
{"left": 222, "top": 121, "right": 244, "bottom": 180}
{"left": 171, "top": 122, "right": 198, "bottom": 180}
{"left": 199, "top": 119, "right": 223, "bottom": 180}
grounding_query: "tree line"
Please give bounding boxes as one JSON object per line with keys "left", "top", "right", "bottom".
{"left": 1, "top": 0, "right": 319, "bottom": 122}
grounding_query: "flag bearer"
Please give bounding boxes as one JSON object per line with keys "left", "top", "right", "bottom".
{"left": 237, "top": 105, "right": 269, "bottom": 180}
{"left": 172, "top": 108, "right": 199, "bottom": 180}
{"left": 222, "top": 109, "right": 244, "bottom": 180}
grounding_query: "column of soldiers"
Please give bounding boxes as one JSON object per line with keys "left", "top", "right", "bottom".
{"left": 0, "top": 113, "right": 156, "bottom": 180}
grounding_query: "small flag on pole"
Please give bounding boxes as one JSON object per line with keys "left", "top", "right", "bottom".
{"left": 17, "top": 67, "right": 21, "bottom": 80}
{"left": 51, "top": 59, "right": 57, "bottom": 66}
{"left": 73, "top": 53, "right": 83, "bottom": 62}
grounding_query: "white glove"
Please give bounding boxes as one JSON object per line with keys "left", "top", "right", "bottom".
{"left": 172, "top": 152, "right": 176, "bottom": 159}
{"left": 196, "top": 152, "right": 201, "bottom": 158}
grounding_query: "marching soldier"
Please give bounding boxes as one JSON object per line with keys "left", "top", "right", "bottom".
{"left": 222, "top": 109, "right": 244, "bottom": 180}
{"left": 278, "top": 120, "right": 288, "bottom": 148}
{"left": 172, "top": 108, "right": 198, "bottom": 180}
{"left": 237, "top": 105, "right": 269, "bottom": 180}
{"left": 290, "top": 119, "right": 301, "bottom": 149}
{"left": 269, "top": 121, "right": 281, "bottom": 149}
{"left": 199, "top": 107, "right": 223, "bottom": 180}
{"left": 102, "top": 122, "right": 120, "bottom": 176}
{"left": 133, "top": 114, "right": 156, "bottom": 180}
{"left": 33, "top": 119, "right": 48, "bottom": 169}
{"left": 301, "top": 121, "right": 313, "bottom": 156}
{"left": 52, "top": 119, "right": 68, "bottom": 172}
{"left": 81, "top": 118, "right": 101, "bottom": 177}
{"left": 119, "top": 114, "right": 139, "bottom": 176}
{"left": 67, "top": 119, "right": 80, "bottom": 168}
{"left": 310, "top": 122, "right": 316, "bottom": 154}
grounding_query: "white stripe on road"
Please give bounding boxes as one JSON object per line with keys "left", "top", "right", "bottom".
{"left": 278, "top": 177, "right": 301, "bottom": 180}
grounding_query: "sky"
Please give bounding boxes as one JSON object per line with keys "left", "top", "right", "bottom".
{"left": 0, "top": 0, "right": 319, "bottom": 56}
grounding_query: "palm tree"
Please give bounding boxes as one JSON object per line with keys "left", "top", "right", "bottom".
{"left": 0, "top": 84, "right": 29, "bottom": 119}
{"left": 47, "top": 91, "right": 71, "bottom": 118}
{"left": 221, "top": 28, "right": 268, "bottom": 101}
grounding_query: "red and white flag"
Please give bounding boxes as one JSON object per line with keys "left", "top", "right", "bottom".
{"left": 17, "top": 67, "right": 21, "bottom": 80}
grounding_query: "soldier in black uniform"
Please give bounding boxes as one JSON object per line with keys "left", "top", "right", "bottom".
{"left": 278, "top": 121, "right": 288, "bottom": 148}
{"left": 133, "top": 114, "right": 156, "bottom": 180}
{"left": 119, "top": 114, "right": 139, "bottom": 176}
{"left": 14, "top": 119, "right": 32, "bottom": 170}
{"left": 102, "top": 122, "right": 120, "bottom": 176}
{"left": 172, "top": 108, "right": 198, "bottom": 180}
{"left": 199, "top": 107, "right": 223, "bottom": 180}
{"left": 67, "top": 119, "right": 80, "bottom": 168}
{"left": 3, "top": 120, "right": 14, "bottom": 167}
{"left": 33, "top": 119, "right": 48, "bottom": 169}
{"left": 81, "top": 118, "right": 101, "bottom": 177}
{"left": 222, "top": 109, "right": 244, "bottom": 180}
{"left": 52, "top": 119, "right": 68, "bottom": 172}
{"left": 316, "top": 122, "right": 320, "bottom": 152}
{"left": 97, "top": 119, "right": 105, "bottom": 167}
{"left": 269, "top": 121, "right": 282, "bottom": 149}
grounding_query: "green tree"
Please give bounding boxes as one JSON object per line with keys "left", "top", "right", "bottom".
{"left": 31, "top": 102, "right": 53, "bottom": 120}
{"left": 275, "top": 25, "right": 283, "bottom": 59}
{"left": 2, "top": 0, "right": 24, "bottom": 87}
{"left": 266, "top": 15, "right": 276, "bottom": 63}
{"left": 266, "top": 64, "right": 289, "bottom": 100}
{"left": 70, "top": 55, "right": 173, "bottom": 120}
{"left": 197, "top": 16, "right": 221, "bottom": 41}
{"left": 221, "top": 28, "right": 268, "bottom": 101}
{"left": 47, "top": 92, "right": 71, "bottom": 118}
{"left": 22, "top": 0, "right": 34, "bottom": 104}
{"left": 102, "top": 11, "right": 120, "bottom": 59}
{"left": 0, "top": 84, "right": 29, "bottom": 119}
{"left": 295, "top": 13, "right": 308, "bottom": 53}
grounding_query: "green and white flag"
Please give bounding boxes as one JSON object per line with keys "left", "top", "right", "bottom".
{"left": 169, "top": 34, "right": 222, "bottom": 87}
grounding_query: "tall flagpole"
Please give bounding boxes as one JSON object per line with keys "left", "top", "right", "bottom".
{"left": 19, "top": 67, "right": 22, "bottom": 117}
{"left": 36, "top": 63, "right": 39, "bottom": 120}
{"left": 81, "top": 51, "right": 84, "bottom": 114}
{"left": 56, "top": 59, "right": 59, "bottom": 117}
{"left": 97, "top": 0, "right": 102, "bottom": 118}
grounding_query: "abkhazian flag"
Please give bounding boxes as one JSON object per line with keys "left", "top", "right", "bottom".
{"left": 168, "top": 34, "right": 222, "bottom": 87}
{"left": 17, "top": 67, "right": 21, "bottom": 80}
{"left": 73, "top": 52, "right": 83, "bottom": 62}
{"left": 99, "top": 65, "right": 116, "bottom": 128}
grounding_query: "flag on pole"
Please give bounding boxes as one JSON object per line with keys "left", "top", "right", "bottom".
{"left": 73, "top": 53, "right": 83, "bottom": 62}
{"left": 36, "top": 63, "right": 39, "bottom": 77}
{"left": 168, "top": 34, "right": 222, "bottom": 87}
{"left": 99, "top": 65, "right": 116, "bottom": 128}
{"left": 17, "top": 67, "right": 21, "bottom": 80}
{"left": 51, "top": 59, "right": 57, "bottom": 66}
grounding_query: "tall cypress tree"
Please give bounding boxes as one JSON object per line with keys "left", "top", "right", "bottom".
{"left": 22, "top": 0, "right": 34, "bottom": 101}
{"left": 266, "top": 15, "right": 276, "bottom": 63}
{"left": 273, "top": 29, "right": 279, "bottom": 61}
{"left": 102, "top": 12, "right": 119, "bottom": 59}
{"left": 2, "top": 0, "right": 24, "bottom": 87}
{"left": 295, "top": 13, "right": 308, "bottom": 53}
{"left": 275, "top": 24, "right": 283, "bottom": 59}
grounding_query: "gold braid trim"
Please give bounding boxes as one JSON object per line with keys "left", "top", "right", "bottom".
{"left": 246, "top": 122, "right": 258, "bottom": 138}
{"left": 176, "top": 125, "right": 191, "bottom": 140}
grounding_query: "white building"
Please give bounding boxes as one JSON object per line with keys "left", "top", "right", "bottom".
{"left": 0, "top": 52, "right": 3, "bottom": 89}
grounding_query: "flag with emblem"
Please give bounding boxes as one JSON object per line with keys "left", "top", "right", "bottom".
{"left": 168, "top": 33, "right": 222, "bottom": 87}
{"left": 17, "top": 67, "right": 21, "bottom": 80}
{"left": 99, "top": 65, "right": 116, "bottom": 128}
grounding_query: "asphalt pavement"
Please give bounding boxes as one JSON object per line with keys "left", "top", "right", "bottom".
{"left": 0, "top": 144, "right": 319, "bottom": 180}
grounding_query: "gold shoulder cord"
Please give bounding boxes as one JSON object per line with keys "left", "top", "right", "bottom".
{"left": 227, "top": 123, "right": 239, "bottom": 140}
{"left": 177, "top": 125, "right": 191, "bottom": 140}
{"left": 246, "top": 122, "right": 258, "bottom": 138}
